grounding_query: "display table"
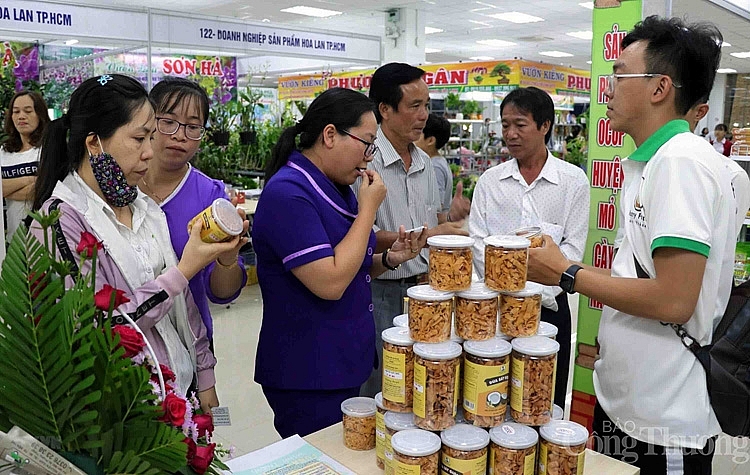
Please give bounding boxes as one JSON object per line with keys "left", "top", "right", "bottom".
{"left": 304, "top": 422, "right": 640, "bottom": 475}
{"left": 237, "top": 199, "right": 258, "bottom": 215}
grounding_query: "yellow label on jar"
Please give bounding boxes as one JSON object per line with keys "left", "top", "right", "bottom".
{"left": 441, "top": 452, "right": 486, "bottom": 475}
{"left": 376, "top": 411, "right": 386, "bottom": 460}
{"left": 453, "top": 363, "right": 460, "bottom": 416}
{"left": 577, "top": 451, "right": 585, "bottom": 475}
{"left": 538, "top": 442, "right": 548, "bottom": 475}
{"left": 383, "top": 349, "right": 407, "bottom": 403}
{"left": 463, "top": 358, "right": 509, "bottom": 416}
{"left": 413, "top": 362, "right": 426, "bottom": 418}
{"left": 524, "top": 451, "right": 536, "bottom": 475}
{"left": 510, "top": 357, "right": 525, "bottom": 413}
{"left": 551, "top": 356, "right": 558, "bottom": 411}
{"left": 388, "top": 459, "right": 422, "bottom": 475}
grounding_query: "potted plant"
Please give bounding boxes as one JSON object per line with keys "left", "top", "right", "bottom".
{"left": 444, "top": 92, "right": 461, "bottom": 118}
{"left": 461, "top": 100, "right": 481, "bottom": 120}
{"left": 208, "top": 87, "right": 235, "bottom": 146}
{"left": 237, "top": 85, "right": 264, "bottom": 145}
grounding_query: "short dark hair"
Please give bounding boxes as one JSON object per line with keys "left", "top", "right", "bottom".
{"left": 369, "top": 63, "right": 425, "bottom": 123}
{"left": 3, "top": 90, "right": 50, "bottom": 153}
{"left": 621, "top": 16, "right": 722, "bottom": 116}
{"left": 422, "top": 114, "right": 451, "bottom": 149}
{"left": 500, "top": 87, "right": 555, "bottom": 143}
{"left": 150, "top": 77, "right": 210, "bottom": 126}
{"left": 715, "top": 123, "right": 728, "bottom": 132}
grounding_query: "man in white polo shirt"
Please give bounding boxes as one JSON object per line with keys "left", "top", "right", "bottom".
{"left": 526, "top": 16, "right": 732, "bottom": 475}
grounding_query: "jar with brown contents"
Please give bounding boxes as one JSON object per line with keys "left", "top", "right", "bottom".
{"left": 413, "top": 341, "right": 462, "bottom": 431}
{"left": 537, "top": 321, "right": 559, "bottom": 340}
{"left": 455, "top": 283, "right": 499, "bottom": 341}
{"left": 407, "top": 285, "right": 454, "bottom": 343}
{"left": 375, "top": 393, "right": 388, "bottom": 469}
{"left": 500, "top": 282, "right": 543, "bottom": 337}
{"left": 341, "top": 397, "right": 377, "bottom": 450}
{"left": 428, "top": 235, "right": 474, "bottom": 291}
{"left": 440, "top": 423, "right": 490, "bottom": 475}
{"left": 393, "top": 313, "right": 409, "bottom": 328}
{"left": 382, "top": 327, "right": 415, "bottom": 413}
{"left": 389, "top": 429, "right": 441, "bottom": 475}
{"left": 538, "top": 421, "right": 589, "bottom": 475}
{"left": 489, "top": 422, "right": 539, "bottom": 475}
{"left": 513, "top": 225, "right": 544, "bottom": 248}
{"left": 384, "top": 410, "right": 417, "bottom": 466}
{"left": 484, "top": 236, "right": 530, "bottom": 292}
{"left": 510, "top": 336, "right": 559, "bottom": 426}
{"left": 462, "top": 337, "right": 512, "bottom": 428}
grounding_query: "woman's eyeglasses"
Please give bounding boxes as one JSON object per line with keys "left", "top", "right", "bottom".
{"left": 156, "top": 117, "right": 206, "bottom": 141}
{"left": 341, "top": 130, "right": 378, "bottom": 158}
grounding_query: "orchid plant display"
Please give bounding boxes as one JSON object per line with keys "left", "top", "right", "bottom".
{"left": 0, "top": 212, "right": 231, "bottom": 475}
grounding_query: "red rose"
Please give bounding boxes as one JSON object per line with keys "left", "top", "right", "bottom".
{"left": 94, "top": 284, "right": 130, "bottom": 311}
{"left": 190, "top": 443, "right": 215, "bottom": 474}
{"left": 160, "top": 392, "right": 188, "bottom": 427}
{"left": 29, "top": 271, "right": 47, "bottom": 300}
{"left": 111, "top": 325, "right": 145, "bottom": 358}
{"left": 193, "top": 413, "right": 214, "bottom": 439}
{"left": 76, "top": 231, "right": 103, "bottom": 258}
{"left": 184, "top": 437, "right": 197, "bottom": 463}
{"left": 159, "top": 364, "right": 176, "bottom": 383}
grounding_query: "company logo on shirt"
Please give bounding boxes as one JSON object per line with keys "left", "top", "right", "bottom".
{"left": 1, "top": 162, "right": 38, "bottom": 178}
{"left": 628, "top": 177, "right": 647, "bottom": 228}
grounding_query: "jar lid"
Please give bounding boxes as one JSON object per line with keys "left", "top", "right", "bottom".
{"left": 540, "top": 420, "right": 589, "bottom": 446}
{"left": 393, "top": 314, "right": 409, "bottom": 328}
{"left": 483, "top": 235, "right": 530, "bottom": 249}
{"left": 427, "top": 235, "right": 475, "bottom": 248}
{"left": 414, "top": 341, "right": 463, "bottom": 360}
{"left": 553, "top": 404, "right": 564, "bottom": 421}
{"left": 489, "top": 423, "right": 539, "bottom": 449}
{"left": 450, "top": 329, "right": 464, "bottom": 345}
{"left": 511, "top": 336, "right": 560, "bottom": 357}
{"left": 341, "top": 397, "right": 376, "bottom": 418}
{"left": 390, "top": 429, "right": 442, "bottom": 457}
{"left": 513, "top": 225, "right": 542, "bottom": 238}
{"left": 383, "top": 326, "right": 414, "bottom": 346}
{"left": 441, "top": 423, "right": 490, "bottom": 452}
{"left": 407, "top": 284, "right": 455, "bottom": 302}
{"left": 211, "top": 198, "right": 244, "bottom": 235}
{"left": 502, "top": 282, "right": 544, "bottom": 298}
{"left": 456, "top": 282, "right": 500, "bottom": 300}
{"left": 384, "top": 411, "right": 417, "bottom": 431}
{"left": 496, "top": 330, "right": 512, "bottom": 341}
{"left": 464, "top": 337, "right": 513, "bottom": 358}
{"left": 375, "top": 392, "right": 385, "bottom": 411}
{"left": 537, "top": 321, "right": 559, "bottom": 339}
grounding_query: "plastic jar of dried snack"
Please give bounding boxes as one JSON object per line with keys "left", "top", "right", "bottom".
{"left": 382, "top": 327, "right": 415, "bottom": 413}
{"left": 455, "top": 283, "right": 499, "bottom": 341}
{"left": 428, "top": 235, "right": 474, "bottom": 291}
{"left": 462, "top": 337, "right": 512, "bottom": 428}
{"left": 489, "top": 422, "right": 539, "bottom": 475}
{"left": 384, "top": 410, "right": 418, "bottom": 464}
{"left": 341, "top": 397, "right": 377, "bottom": 450}
{"left": 484, "top": 236, "right": 530, "bottom": 292}
{"left": 413, "top": 341, "right": 462, "bottom": 431}
{"left": 389, "top": 429, "right": 441, "bottom": 475}
{"left": 513, "top": 225, "right": 544, "bottom": 248}
{"left": 537, "top": 321, "right": 558, "bottom": 340}
{"left": 375, "top": 393, "right": 388, "bottom": 469}
{"left": 552, "top": 404, "right": 564, "bottom": 421}
{"left": 538, "top": 421, "right": 589, "bottom": 475}
{"left": 393, "top": 313, "right": 409, "bottom": 328}
{"left": 440, "top": 423, "right": 490, "bottom": 474}
{"left": 407, "top": 285, "right": 454, "bottom": 343}
{"left": 500, "top": 282, "right": 543, "bottom": 337}
{"left": 510, "top": 336, "right": 560, "bottom": 426}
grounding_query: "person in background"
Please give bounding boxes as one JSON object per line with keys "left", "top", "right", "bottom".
{"left": 31, "top": 74, "right": 238, "bottom": 413}
{"left": 140, "top": 77, "right": 248, "bottom": 347}
{"left": 1, "top": 90, "right": 50, "bottom": 239}
{"left": 711, "top": 123, "right": 732, "bottom": 156}
{"left": 252, "top": 88, "right": 427, "bottom": 438}
{"left": 415, "top": 113, "right": 453, "bottom": 213}
{"left": 469, "top": 87, "right": 590, "bottom": 409}
{"left": 356, "top": 63, "right": 470, "bottom": 398}
{"left": 700, "top": 126, "right": 710, "bottom": 141}
{"left": 527, "top": 17, "right": 731, "bottom": 474}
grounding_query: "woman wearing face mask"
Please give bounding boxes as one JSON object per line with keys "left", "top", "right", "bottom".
{"left": 1, "top": 90, "right": 50, "bottom": 239}
{"left": 252, "top": 88, "right": 428, "bottom": 438}
{"left": 31, "top": 74, "right": 242, "bottom": 412}
{"left": 140, "top": 78, "right": 248, "bottom": 347}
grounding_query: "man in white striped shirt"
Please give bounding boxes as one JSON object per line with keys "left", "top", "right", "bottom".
{"left": 356, "top": 63, "right": 470, "bottom": 397}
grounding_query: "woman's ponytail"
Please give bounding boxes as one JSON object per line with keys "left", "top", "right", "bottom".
{"left": 266, "top": 124, "right": 298, "bottom": 181}
{"left": 32, "top": 116, "right": 70, "bottom": 211}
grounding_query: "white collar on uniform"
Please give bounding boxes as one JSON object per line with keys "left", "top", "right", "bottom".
{"left": 497, "top": 149, "right": 561, "bottom": 186}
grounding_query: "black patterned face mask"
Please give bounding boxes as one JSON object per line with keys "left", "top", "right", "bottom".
{"left": 88, "top": 137, "right": 138, "bottom": 208}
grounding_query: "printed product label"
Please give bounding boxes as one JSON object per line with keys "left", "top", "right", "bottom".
{"left": 538, "top": 442, "right": 548, "bottom": 475}
{"left": 524, "top": 451, "right": 536, "bottom": 475}
{"left": 510, "top": 357, "right": 525, "bottom": 412}
{"left": 463, "top": 358, "right": 509, "bottom": 416}
{"left": 389, "top": 459, "right": 421, "bottom": 475}
{"left": 414, "top": 362, "right": 426, "bottom": 418}
{"left": 577, "top": 452, "right": 585, "bottom": 475}
{"left": 453, "top": 363, "right": 460, "bottom": 416}
{"left": 376, "top": 411, "right": 386, "bottom": 460}
{"left": 384, "top": 349, "right": 407, "bottom": 403}
{"left": 440, "top": 452, "right": 487, "bottom": 475}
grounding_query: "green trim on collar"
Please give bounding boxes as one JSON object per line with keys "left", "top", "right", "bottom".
{"left": 651, "top": 236, "right": 710, "bottom": 258}
{"left": 629, "top": 120, "right": 691, "bottom": 163}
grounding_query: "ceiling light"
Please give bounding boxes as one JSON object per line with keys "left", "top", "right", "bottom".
{"left": 489, "top": 12, "right": 544, "bottom": 23}
{"left": 425, "top": 27, "right": 443, "bottom": 34}
{"left": 468, "top": 20, "right": 491, "bottom": 26}
{"left": 539, "top": 51, "right": 574, "bottom": 58}
{"left": 470, "top": 56, "right": 495, "bottom": 61}
{"left": 717, "top": 68, "right": 738, "bottom": 73}
{"left": 731, "top": 51, "right": 750, "bottom": 58}
{"left": 578, "top": 2, "right": 594, "bottom": 9}
{"left": 586, "top": 60, "right": 592, "bottom": 64}
{"left": 722, "top": 41, "right": 731, "bottom": 47}
{"left": 476, "top": 39, "right": 517, "bottom": 47}
{"left": 567, "top": 31, "right": 593, "bottom": 40}
{"left": 425, "top": 48, "right": 442, "bottom": 53}
{"left": 64, "top": 39, "right": 79, "bottom": 46}
{"left": 262, "top": 18, "right": 271, "bottom": 22}
{"left": 280, "top": 6, "right": 342, "bottom": 17}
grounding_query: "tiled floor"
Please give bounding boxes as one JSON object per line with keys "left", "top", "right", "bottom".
{"left": 211, "top": 286, "right": 745, "bottom": 474}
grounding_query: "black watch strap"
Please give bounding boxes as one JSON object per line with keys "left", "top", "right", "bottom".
{"left": 382, "top": 248, "right": 401, "bottom": 271}
{"left": 559, "top": 264, "right": 583, "bottom": 294}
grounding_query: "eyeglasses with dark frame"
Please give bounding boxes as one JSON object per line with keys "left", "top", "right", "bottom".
{"left": 341, "top": 130, "right": 378, "bottom": 158}
{"left": 604, "top": 73, "right": 682, "bottom": 96}
{"left": 156, "top": 117, "right": 206, "bottom": 141}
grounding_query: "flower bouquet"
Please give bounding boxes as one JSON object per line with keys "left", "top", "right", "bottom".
{"left": 0, "top": 211, "right": 230, "bottom": 474}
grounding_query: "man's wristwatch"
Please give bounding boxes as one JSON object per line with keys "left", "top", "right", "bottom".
{"left": 382, "top": 248, "right": 401, "bottom": 271}
{"left": 559, "top": 264, "right": 583, "bottom": 294}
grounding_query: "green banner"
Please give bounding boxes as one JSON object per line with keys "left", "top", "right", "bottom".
{"left": 570, "top": 0, "right": 641, "bottom": 433}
